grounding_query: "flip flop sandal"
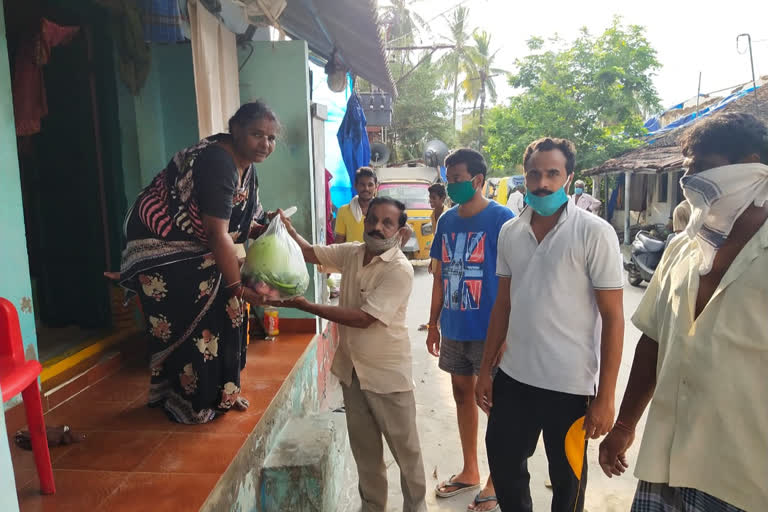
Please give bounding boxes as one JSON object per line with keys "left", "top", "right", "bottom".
{"left": 468, "top": 493, "right": 500, "bottom": 512}
{"left": 435, "top": 475, "right": 481, "bottom": 498}
{"left": 14, "top": 425, "right": 85, "bottom": 450}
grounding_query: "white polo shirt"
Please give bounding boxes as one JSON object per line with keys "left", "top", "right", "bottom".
{"left": 496, "top": 201, "right": 623, "bottom": 395}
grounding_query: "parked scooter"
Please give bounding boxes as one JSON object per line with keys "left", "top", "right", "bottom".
{"left": 624, "top": 229, "right": 675, "bottom": 286}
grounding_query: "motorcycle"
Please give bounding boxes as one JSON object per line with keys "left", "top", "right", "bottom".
{"left": 624, "top": 229, "right": 675, "bottom": 287}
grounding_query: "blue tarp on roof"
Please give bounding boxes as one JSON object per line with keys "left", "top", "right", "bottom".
{"left": 645, "top": 86, "right": 762, "bottom": 143}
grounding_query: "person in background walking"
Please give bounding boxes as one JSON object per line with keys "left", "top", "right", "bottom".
{"left": 427, "top": 148, "right": 515, "bottom": 512}
{"left": 476, "top": 137, "right": 625, "bottom": 512}
{"left": 573, "top": 179, "right": 602, "bottom": 214}
{"left": 506, "top": 184, "right": 526, "bottom": 217}
{"left": 599, "top": 112, "right": 768, "bottom": 512}
{"left": 335, "top": 166, "right": 377, "bottom": 244}
{"left": 419, "top": 183, "right": 448, "bottom": 331}
{"left": 428, "top": 183, "right": 447, "bottom": 275}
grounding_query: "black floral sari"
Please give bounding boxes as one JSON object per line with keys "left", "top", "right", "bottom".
{"left": 120, "top": 135, "right": 265, "bottom": 424}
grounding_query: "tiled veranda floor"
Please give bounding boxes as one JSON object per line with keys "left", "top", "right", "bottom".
{"left": 7, "top": 333, "right": 313, "bottom": 511}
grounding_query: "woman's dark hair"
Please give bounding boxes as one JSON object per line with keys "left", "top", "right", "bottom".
{"left": 523, "top": 137, "right": 577, "bottom": 175}
{"left": 428, "top": 183, "right": 446, "bottom": 198}
{"left": 368, "top": 197, "right": 408, "bottom": 228}
{"left": 444, "top": 148, "right": 487, "bottom": 178}
{"left": 355, "top": 166, "right": 378, "bottom": 185}
{"left": 228, "top": 100, "right": 280, "bottom": 133}
{"left": 681, "top": 112, "right": 768, "bottom": 164}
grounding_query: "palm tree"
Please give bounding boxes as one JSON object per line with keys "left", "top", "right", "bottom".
{"left": 379, "top": 0, "right": 426, "bottom": 75}
{"left": 438, "top": 6, "right": 473, "bottom": 130}
{"left": 463, "top": 30, "right": 507, "bottom": 143}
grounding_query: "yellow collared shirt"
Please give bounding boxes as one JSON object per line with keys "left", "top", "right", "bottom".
{"left": 335, "top": 204, "right": 365, "bottom": 243}
{"left": 632, "top": 221, "right": 768, "bottom": 512}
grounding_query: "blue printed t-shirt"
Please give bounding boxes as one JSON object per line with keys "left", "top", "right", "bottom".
{"left": 429, "top": 201, "right": 515, "bottom": 341}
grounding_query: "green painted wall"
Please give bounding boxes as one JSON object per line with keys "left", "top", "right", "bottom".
{"left": 118, "top": 43, "right": 199, "bottom": 204}
{"left": 0, "top": 0, "right": 38, "bottom": 375}
{"left": 239, "top": 41, "right": 318, "bottom": 318}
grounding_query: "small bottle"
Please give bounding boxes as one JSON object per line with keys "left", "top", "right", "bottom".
{"left": 264, "top": 306, "right": 280, "bottom": 339}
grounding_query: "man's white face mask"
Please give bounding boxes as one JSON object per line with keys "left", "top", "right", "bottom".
{"left": 680, "top": 162, "right": 768, "bottom": 274}
{"left": 363, "top": 230, "right": 402, "bottom": 254}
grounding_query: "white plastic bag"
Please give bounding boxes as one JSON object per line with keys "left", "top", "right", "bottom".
{"left": 242, "top": 208, "right": 310, "bottom": 300}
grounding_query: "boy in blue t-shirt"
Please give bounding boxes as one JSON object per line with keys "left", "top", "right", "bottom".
{"left": 427, "top": 148, "right": 514, "bottom": 511}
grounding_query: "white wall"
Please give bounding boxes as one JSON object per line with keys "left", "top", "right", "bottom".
{"left": 608, "top": 171, "right": 682, "bottom": 231}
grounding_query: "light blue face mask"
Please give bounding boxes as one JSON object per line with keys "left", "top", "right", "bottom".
{"left": 524, "top": 187, "right": 569, "bottom": 216}
{"left": 574, "top": 187, "right": 584, "bottom": 195}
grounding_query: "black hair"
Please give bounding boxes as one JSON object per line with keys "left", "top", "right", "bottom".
{"left": 428, "top": 183, "right": 446, "bottom": 198}
{"left": 681, "top": 112, "right": 768, "bottom": 164}
{"left": 355, "top": 166, "right": 378, "bottom": 185}
{"left": 228, "top": 100, "right": 280, "bottom": 133}
{"left": 368, "top": 197, "right": 408, "bottom": 228}
{"left": 523, "top": 137, "right": 577, "bottom": 175}
{"left": 444, "top": 148, "right": 488, "bottom": 178}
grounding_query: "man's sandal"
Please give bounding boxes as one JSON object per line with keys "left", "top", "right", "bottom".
{"left": 435, "top": 475, "right": 481, "bottom": 498}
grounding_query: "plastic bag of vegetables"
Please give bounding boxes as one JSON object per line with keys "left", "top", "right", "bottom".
{"left": 242, "top": 208, "right": 310, "bottom": 300}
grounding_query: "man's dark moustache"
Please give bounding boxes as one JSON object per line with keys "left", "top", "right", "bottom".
{"left": 367, "top": 231, "right": 385, "bottom": 239}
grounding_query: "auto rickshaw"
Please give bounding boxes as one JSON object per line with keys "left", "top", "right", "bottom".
{"left": 375, "top": 165, "right": 440, "bottom": 262}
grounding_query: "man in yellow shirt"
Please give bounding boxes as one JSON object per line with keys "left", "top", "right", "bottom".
{"left": 335, "top": 167, "right": 377, "bottom": 243}
{"left": 599, "top": 112, "right": 768, "bottom": 512}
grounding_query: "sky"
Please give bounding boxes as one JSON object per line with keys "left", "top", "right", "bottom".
{"left": 390, "top": 0, "right": 768, "bottom": 113}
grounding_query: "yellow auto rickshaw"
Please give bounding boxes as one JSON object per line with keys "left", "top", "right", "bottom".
{"left": 375, "top": 165, "right": 440, "bottom": 262}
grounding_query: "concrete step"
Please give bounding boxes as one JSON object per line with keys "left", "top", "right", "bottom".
{"left": 261, "top": 411, "right": 348, "bottom": 512}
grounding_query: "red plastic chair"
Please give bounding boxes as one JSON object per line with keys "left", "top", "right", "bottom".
{"left": 0, "top": 297, "right": 55, "bottom": 494}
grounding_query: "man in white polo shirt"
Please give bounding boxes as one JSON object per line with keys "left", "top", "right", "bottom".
{"left": 475, "top": 137, "right": 625, "bottom": 512}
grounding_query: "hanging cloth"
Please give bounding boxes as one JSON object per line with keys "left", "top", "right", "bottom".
{"left": 12, "top": 18, "right": 80, "bottom": 136}
{"left": 139, "top": 0, "right": 186, "bottom": 43}
{"left": 92, "top": 0, "right": 151, "bottom": 95}
{"left": 187, "top": 0, "right": 240, "bottom": 138}
{"left": 325, "top": 169, "right": 335, "bottom": 244}
{"left": 337, "top": 93, "right": 371, "bottom": 188}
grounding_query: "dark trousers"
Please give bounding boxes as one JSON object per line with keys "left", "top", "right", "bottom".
{"left": 486, "top": 371, "right": 590, "bottom": 512}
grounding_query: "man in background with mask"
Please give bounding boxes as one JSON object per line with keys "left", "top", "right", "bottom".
{"left": 573, "top": 179, "right": 602, "bottom": 214}
{"left": 599, "top": 112, "right": 768, "bottom": 512}
{"left": 427, "top": 148, "right": 514, "bottom": 512}
{"left": 276, "top": 197, "right": 427, "bottom": 512}
{"left": 476, "top": 137, "right": 625, "bottom": 512}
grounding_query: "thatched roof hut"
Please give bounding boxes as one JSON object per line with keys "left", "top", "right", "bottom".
{"left": 583, "top": 83, "right": 768, "bottom": 178}
{"left": 584, "top": 82, "right": 768, "bottom": 243}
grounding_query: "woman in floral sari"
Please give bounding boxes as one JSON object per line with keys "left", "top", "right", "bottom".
{"left": 118, "top": 101, "right": 278, "bottom": 424}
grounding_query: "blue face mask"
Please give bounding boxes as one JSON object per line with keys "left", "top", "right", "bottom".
{"left": 574, "top": 187, "right": 584, "bottom": 195}
{"left": 525, "top": 187, "right": 569, "bottom": 216}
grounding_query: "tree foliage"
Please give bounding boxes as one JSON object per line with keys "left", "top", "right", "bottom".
{"left": 437, "top": 6, "right": 473, "bottom": 128}
{"left": 484, "top": 17, "right": 661, "bottom": 174}
{"left": 389, "top": 54, "right": 454, "bottom": 162}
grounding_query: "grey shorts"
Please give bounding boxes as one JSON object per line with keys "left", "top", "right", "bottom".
{"left": 438, "top": 338, "right": 486, "bottom": 376}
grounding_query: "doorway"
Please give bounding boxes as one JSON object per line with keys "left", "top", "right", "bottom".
{"left": 5, "top": 0, "right": 123, "bottom": 363}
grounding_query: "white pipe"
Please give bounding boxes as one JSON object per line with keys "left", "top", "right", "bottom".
{"left": 624, "top": 171, "right": 631, "bottom": 245}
